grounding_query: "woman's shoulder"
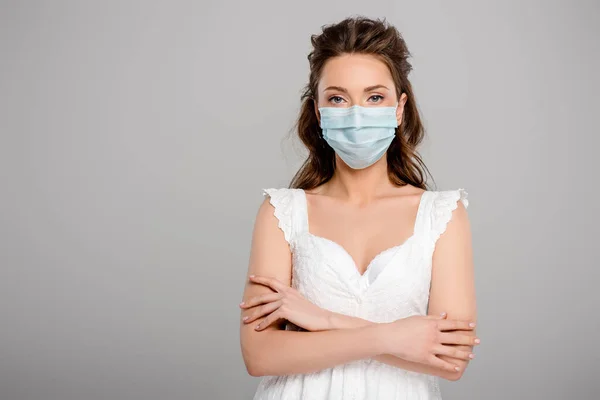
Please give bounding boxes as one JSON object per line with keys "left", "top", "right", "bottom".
{"left": 262, "top": 187, "right": 299, "bottom": 195}
{"left": 260, "top": 186, "right": 306, "bottom": 216}
{"left": 426, "top": 187, "right": 470, "bottom": 245}
{"left": 428, "top": 187, "right": 469, "bottom": 209}
{"left": 259, "top": 187, "right": 306, "bottom": 245}
{"left": 261, "top": 187, "right": 305, "bottom": 202}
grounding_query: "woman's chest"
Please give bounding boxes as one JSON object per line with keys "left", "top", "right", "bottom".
{"left": 290, "top": 233, "right": 433, "bottom": 321}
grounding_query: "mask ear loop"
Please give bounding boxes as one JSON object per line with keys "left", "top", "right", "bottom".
{"left": 311, "top": 96, "right": 326, "bottom": 140}
{"left": 393, "top": 100, "right": 401, "bottom": 132}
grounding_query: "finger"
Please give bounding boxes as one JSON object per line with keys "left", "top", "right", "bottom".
{"left": 248, "top": 275, "right": 288, "bottom": 293}
{"left": 240, "top": 292, "right": 282, "bottom": 308}
{"left": 255, "top": 310, "right": 282, "bottom": 331}
{"left": 426, "top": 312, "right": 447, "bottom": 320}
{"left": 243, "top": 300, "right": 282, "bottom": 324}
{"left": 439, "top": 332, "right": 480, "bottom": 346}
{"left": 427, "top": 355, "right": 462, "bottom": 373}
{"left": 433, "top": 344, "right": 475, "bottom": 361}
{"left": 437, "top": 319, "right": 476, "bottom": 332}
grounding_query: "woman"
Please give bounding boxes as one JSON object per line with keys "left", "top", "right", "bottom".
{"left": 239, "top": 16, "right": 478, "bottom": 400}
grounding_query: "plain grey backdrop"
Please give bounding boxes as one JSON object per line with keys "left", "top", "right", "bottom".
{"left": 1, "top": 0, "right": 599, "bottom": 399}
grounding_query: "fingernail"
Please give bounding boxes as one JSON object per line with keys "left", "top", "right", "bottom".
{"left": 239, "top": 301, "right": 245, "bottom": 306}
{"left": 474, "top": 338, "right": 481, "bottom": 344}
{"left": 455, "top": 366, "right": 460, "bottom": 371}
{"left": 469, "top": 353, "right": 475, "bottom": 359}
{"left": 440, "top": 312, "right": 447, "bottom": 317}
{"left": 469, "top": 322, "right": 476, "bottom": 327}
{"left": 255, "top": 324, "right": 260, "bottom": 330}
{"left": 249, "top": 275, "right": 255, "bottom": 278}
{"left": 242, "top": 316, "right": 248, "bottom": 321}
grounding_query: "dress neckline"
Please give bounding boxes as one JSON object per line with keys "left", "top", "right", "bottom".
{"left": 298, "top": 188, "right": 430, "bottom": 279}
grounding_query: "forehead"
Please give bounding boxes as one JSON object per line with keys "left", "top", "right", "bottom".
{"left": 318, "top": 53, "right": 394, "bottom": 92}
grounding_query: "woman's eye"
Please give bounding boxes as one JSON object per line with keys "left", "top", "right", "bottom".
{"left": 369, "top": 95, "right": 384, "bottom": 102}
{"left": 329, "top": 96, "right": 344, "bottom": 104}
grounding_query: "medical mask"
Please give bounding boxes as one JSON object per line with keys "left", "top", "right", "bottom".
{"left": 318, "top": 103, "right": 399, "bottom": 169}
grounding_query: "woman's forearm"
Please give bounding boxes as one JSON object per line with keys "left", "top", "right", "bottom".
{"left": 241, "top": 323, "right": 385, "bottom": 377}
{"left": 327, "top": 312, "right": 460, "bottom": 380}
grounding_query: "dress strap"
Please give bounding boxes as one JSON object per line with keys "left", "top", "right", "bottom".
{"left": 296, "top": 188, "right": 309, "bottom": 235}
{"left": 412, "top": 190, "right": 432, "bottom": 239}
{"left": 262, "top": 188, "right": 307, "bottom": 247}
{"left": 425, "top": 188, "right": 469, "bottom": 246}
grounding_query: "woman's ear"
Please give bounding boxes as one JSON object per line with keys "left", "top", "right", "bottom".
{"left": 396, "top": 92, "right": 408, "bottom": 126}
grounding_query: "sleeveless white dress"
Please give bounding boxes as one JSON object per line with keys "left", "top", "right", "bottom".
{"left": 253, "top": 187, "right": 469, "bottom": 400}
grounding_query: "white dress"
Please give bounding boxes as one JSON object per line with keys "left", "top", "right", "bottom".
{"left": 253, "top": 187, "right": 469, "bottom": 400}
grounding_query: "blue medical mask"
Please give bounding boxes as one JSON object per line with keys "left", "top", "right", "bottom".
{"left": 318, "top": 103, "right": 399, "bottom": 169}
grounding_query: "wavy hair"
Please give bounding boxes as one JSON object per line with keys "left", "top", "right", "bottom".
{"left": 289, "top": 16, "right": 433, "bottom": 190}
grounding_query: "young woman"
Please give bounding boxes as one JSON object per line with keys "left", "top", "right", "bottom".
{"left": 239, "top": 16, "right": 478, "bottom": 400}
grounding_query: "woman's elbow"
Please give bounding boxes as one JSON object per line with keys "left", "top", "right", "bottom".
{"left": 245, "top": 361, "right": 265, "bottom": 377}
{"left": 243, "top": 354, "right": 273, "bottom": 377}
{"left": 241, "top": 337, "right": 269, "bottom": 377}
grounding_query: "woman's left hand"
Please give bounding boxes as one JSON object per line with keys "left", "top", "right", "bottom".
{"left": 240, "top": 275, "right": 333, "bottom": 332}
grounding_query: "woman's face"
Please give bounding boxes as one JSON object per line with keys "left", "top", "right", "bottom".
{"left": 315, "top": 53, "right": 407, "bottom": 125}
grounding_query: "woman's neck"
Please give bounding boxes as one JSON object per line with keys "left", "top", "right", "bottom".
{"left": 324, "top": 157, "right": 396, "bottom": 205}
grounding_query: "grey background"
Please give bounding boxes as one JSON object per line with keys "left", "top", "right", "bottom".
{"left": 1, "top": 0, "right": 598, "bottom": 399}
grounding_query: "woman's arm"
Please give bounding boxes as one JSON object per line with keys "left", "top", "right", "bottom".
{"left": 240, "top": 198, "right": 386, "bottom": 376}
{"left": 242, "top": 274, "right": 477, "bottom": 379}
{"left": 240, "top": 197, "right": 477, "bottom": 378}
{"left": 426, "top": 200, "right": 477, "bottom": 380}
{"left": 326, "top": 312, "right": 474, "bottom": 381}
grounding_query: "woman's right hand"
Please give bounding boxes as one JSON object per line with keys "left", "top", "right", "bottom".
{"left": 380, "top": 313, "right": 479, "bottom": 372}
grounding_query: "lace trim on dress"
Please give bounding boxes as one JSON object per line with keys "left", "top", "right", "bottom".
{"left": 262, "top": 188, "right": 294, "bottom": 244}
{"left": 431, "top": 188, "right": 469, "bottom": 245}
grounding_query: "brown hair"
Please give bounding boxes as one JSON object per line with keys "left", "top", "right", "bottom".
{"left": 289, "top": 16, "right": 433, "bottom": 190}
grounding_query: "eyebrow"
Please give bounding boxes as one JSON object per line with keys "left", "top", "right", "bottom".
{"left": 323, "top": 84, "right": 390, "bottom": 93}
